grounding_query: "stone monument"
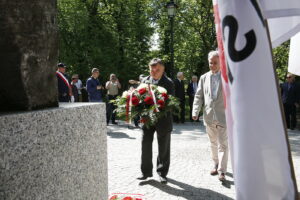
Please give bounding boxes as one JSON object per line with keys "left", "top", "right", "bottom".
{"left": 0, "top": 0, "right": 58, "bottom": 111}
{"left": 0, "top": 1, "right": 108, "bottom": 199}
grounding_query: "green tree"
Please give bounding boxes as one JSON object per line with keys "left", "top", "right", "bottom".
{"left": 57, "top": 0, "right": 154, "bottom": 88}
{"left": 273, "top": 41, "right": 290, "bottom": 82}
{"left": 151, "top": 0, "right": 216, "bottom": 80}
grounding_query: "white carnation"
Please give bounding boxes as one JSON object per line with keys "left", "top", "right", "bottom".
{"left": 137, "top": 83, "right": 148, "bottom": 90}
{"left": 157, "top": 86, "right": 167, "bottom": 94}
{"left": 122, "top": 91, "right": 128, "bottom": 98}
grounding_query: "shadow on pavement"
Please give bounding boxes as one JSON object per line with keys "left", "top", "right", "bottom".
{"left": 139, "top": 178, "right": 233, "bottom": 200}
{"left": 172, "top": 123, "right": 206, "bottom": 135}
{"left": 289, "top": 131, "right": 300, "bottom": 157}
{"left": 107, "top": 131, "right": 136, "bottom": 139}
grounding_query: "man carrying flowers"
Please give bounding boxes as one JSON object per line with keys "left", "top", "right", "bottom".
{"left": 137, "top": 58, "right": 175, "bottom": 184}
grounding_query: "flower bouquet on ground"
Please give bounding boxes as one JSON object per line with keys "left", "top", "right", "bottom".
{"left": 109, "top": 193, "right": 144, "bottom": 200}
{"left": 112, "top": 83, "right": 180, "bottom": 128}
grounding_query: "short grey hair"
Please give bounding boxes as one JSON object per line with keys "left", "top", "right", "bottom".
{"left": 177, "top": 72, "right": 183, "bottom": 78}
{"left": 192, "top": 75, "right": 198, "bottom": 79}
{"left": 208, "top": 50, "right": 219, "bottom": 60}
{"left": 91, "top": 68, "right": 99, "bottom": 73}
{"left": 149, "top": 58, "right": 164, "bottom": 66}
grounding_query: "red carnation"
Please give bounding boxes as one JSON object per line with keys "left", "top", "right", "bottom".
{"left": 140, "top": 118, "right": 148, "bottom": 123}
{"left": 157, "top": 99, "right": 165, "bottom": 108}
{"left": 109, "top": 195, "right": 118, "bottom": 200}
{"left": 131, "top": 96, "right": 140, "bottom": 106}
{"left": 138, "top": 88, "right": 147, "bottom": 95}
{"left": 161, "top": 93, "right": 168, "bottom": 100}
{"left": 144, "top": 96, "right": 154, "bottom": 105}
{"left": 122, "top": 197, "right": 133, "bottom": 200}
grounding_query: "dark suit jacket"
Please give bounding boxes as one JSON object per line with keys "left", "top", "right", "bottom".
{"left": 57, "top": 73, "right": 70, "bottom": 96}
{"left": 280, "top": 82, "right": 299, "bottom": 105}
{"left": 141, "top": 75, "right": 175, "bottom": 132}
{"left": 174, "top": 79, "right": 185, "bottom": 101}
{"left": 187, "top": 82, "right": 198, "bottom": 97}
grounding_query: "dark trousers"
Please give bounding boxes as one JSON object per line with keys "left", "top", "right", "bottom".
{"left": 141, "top": 127, "right": 171, "bottom": 177}
{"left": 59, "top": 94, "right": 69, "bottom": 102}
{"left": 284, "top": 103, "right": 297, "bottom": 129}
{"left": 189, "top": 96, "right": 194, "bottom": 121}
{"left": 134, "top": 116, "right": 140, "bottom": 127}
{"left": 107, "top": 95, "right": 117, "bottom": 124}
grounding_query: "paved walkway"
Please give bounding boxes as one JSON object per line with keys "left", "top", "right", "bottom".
{"left": 107, "top": 122, "right": 300, "bottom": 200}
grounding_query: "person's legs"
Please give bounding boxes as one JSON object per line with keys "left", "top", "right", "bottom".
{"left": 216, "top": 124, "right": 228, "bottom": 174}
{"left": 134, "top": 116, "right": 140, "bottom": 127}
{"left": 141, "top": 128, "right": 155, "bottom": 176}
{"left": 289, "top": 104, "right": 297, "bottom": 129}
{"left": 284, "top": 103, "right": 291, "bottom": 129}
{"left": 59, "top": 95, "right": 69, "bottom": 102}
{"left": 156, "top": 130, "right": 171, "bottom": 178}
{"left": 106, "top": 95, "right": 114, "bottom": 124}
{"left": 189, "top": 97, "right": 194, "bottom": 121}
{"left": 111, "top": 96, "right": 117, "bottom": 124}
{"left": 206, "top": 124, "right": 219, "bottom": 168}
{"left": 180, "top": 100, "right": 185, "bottom": 123}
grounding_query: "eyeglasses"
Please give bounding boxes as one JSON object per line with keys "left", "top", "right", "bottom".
{"left": 287, "top": 77, "right": 292, "bottom": 79}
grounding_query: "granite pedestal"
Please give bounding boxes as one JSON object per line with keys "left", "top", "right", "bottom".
{"left": 0, "top": 103, "right": 108, "bottom": 200}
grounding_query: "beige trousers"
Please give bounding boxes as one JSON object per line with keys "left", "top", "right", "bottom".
{"left": 206, "top": 121, "right": 228, "bottom": 173}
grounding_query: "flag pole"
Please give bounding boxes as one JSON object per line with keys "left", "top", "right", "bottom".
{"left": 264, "top": 19, "right": 299, "bottom": 200}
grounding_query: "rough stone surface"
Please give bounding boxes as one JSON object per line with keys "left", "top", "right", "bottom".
{"left": 0, "top": 103, "right": 108, "bottom": 200}
{"left": 0, "top": 0, "right": 58, "bottom": 111}
{"left": 108, "top": 122, "right": 300, "bottom": 200}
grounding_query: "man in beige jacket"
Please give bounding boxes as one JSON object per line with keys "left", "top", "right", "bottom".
{"left": 192, "top": 50, "right": 228, "bottom": 181}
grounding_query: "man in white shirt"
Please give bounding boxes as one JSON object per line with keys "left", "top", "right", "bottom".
{"left": 73, "top": 74, "right": 83, "bottom": 102}
{"left": 106, "top": 74, "right": 121, "bottom": 125}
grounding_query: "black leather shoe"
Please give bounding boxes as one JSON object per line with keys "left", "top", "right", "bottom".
{"left": 137, "top": 174, "right": 152, "bottom": 180}
{"left": 159, "top": 176, "right": 168, "bottom": 184}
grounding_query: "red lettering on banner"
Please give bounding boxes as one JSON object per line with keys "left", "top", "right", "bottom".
{"left": 213, "top": 4, "right": 228, "bottom": 84}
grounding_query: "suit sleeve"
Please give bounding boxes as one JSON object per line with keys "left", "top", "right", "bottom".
{"left": 187, "top": 83, "right": 192, "bottom": 96}
{"left": 169, "top": 80, "right": 175, "bottom": 96}
{"left": 192, "top": 76, "right": 204, "bottom": 117}
{"left": 86, "top": 79, "right": 97, "bottom": 94}
{"left": 174, "top": 79, "right": 179, "bottom": 96}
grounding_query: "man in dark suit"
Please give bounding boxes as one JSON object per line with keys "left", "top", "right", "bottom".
{"left": 187, "top": 75, "right": 198, "bottom": 121}
{"left": 174, "top": 72, "right": 185, "bottom": 123}
{"left": 137, "top": 58, "right": 175, "bottom": 184}
{"left": 280, "top": 73, "right": 299, "bottom": 130}
{"left": 56, "top": 63, "right": 72, "bottom": 102}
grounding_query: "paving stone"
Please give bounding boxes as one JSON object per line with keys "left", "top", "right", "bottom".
{"left": 108, "top": 122, "right": 300, "bottom": 200}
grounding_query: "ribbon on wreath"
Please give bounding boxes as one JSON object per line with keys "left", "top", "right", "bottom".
{"left": 126, "top": 91, "right": 133, "bottom": 124}
{"left": 148, "top": 84, "right": 160, "bottom": 113}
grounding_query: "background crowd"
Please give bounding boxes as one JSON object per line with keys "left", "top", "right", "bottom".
{"left": 56, "top": 62, "right": 201, "bottom": 126}
{"left": 56, "top": 62, "right": 300, "bottom": 130}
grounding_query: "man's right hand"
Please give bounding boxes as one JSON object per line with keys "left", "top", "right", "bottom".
{"left": 192, "top": 116, "right": 198, "bottom": 121}
{"left": 97, "top": 86, "right": 102, "bottom": 90}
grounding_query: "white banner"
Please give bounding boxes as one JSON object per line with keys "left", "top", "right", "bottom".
{"left": 258, "top": 0, "right": 300, "bottom": 48}
{"left": 213, "top": 0, "right": 298, "bottom": 199}
{"left": 288, "top": 32, "right": 300, "bottom": 76}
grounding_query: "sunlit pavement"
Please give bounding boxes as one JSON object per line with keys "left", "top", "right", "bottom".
{"left": 107, "top": 122, "right": 300, "bottom": 200}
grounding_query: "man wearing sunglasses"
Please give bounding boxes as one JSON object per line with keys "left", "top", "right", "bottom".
{"left": 280, "top": 73, "right": 300, "bottom": 130}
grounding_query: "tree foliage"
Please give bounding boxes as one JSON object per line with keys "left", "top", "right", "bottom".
{"left": 273, "top": 41, "right": 290, "bottom": 82}
{"left": 151, "top": 0, "right": 216, "bottom": 80}
{"left": 58, "top": 0, "right": 291, "bottom": 86}
{"left": 58, "top": 0, "right": 154, "bottom": 87}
